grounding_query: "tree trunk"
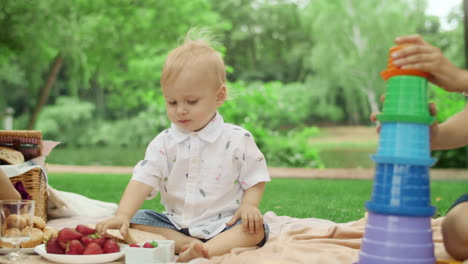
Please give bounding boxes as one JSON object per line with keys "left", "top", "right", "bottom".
{"left": 27, "top": 53, "right": 63, "bottom": 130}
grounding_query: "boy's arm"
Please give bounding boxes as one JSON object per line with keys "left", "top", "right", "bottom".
{"left": 115, "top": 180, "right": 154, "bottom": 220}
{"left": 96, "top": 180, "right": 153, "bottom": 236}
{"left": 241, "top": 182, "right": 266, "bottom": 207}
{"left": 226, "top": 182, "right": 266, "bottom": 234}
{"left": 432, "top": 104, "right": 468, "bottom": 150}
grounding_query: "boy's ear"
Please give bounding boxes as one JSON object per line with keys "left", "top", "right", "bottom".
{"left": 216, "top": 85, "right": 227, "bottom": 105}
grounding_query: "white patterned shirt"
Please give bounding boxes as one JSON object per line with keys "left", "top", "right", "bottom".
{"left": 131, "top": 112, "right": 270, "bottom": 239}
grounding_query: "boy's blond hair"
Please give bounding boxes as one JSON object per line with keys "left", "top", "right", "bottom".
{"left": 161, "top": 29, "right": 226, "bottom": 89}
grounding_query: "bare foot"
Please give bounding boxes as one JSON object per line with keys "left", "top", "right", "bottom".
{"left": 177, "top": 242, "right": 209, "bottom": 262}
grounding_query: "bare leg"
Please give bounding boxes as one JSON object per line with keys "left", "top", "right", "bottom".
{"left": 178, "top": 224, "right": 264, "bottom": 262}
{"left": 130, "top": 223, "right": 201, "bottom": 254}
{"left": 205, "top": 224, "right": 265, "bottom": 257}
{"left": 442, "top": 201, "right": 468, "bottom": 261}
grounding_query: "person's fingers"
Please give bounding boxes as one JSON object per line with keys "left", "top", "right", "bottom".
{"left": 242, "top": 213, "right": 249, "bottom": 232}
{"left": 429, "top": 102, "right": 437, "bottom": 116}
{"left": 98, "top": 223, "right": 108, "bottom": 236}
{"left": 394, "top": 34, "right": 427, "bottom": 46}
{"left": 248, "top": 215, "right": 255, "bottom": 234}
{"left": 380, "top": 94, "right": 386, "bottom": 102}
{"left": 120, "top": 222, "right": 129, "bottom": 237}
{"left": 376, "top": 124, "right": 381, "bottom": 134}
{"left": 254, "top": 216, "right": 263, "bottom": 234}
{"left": 226, "top": 213, "right": 240, "bottom": 226}
{"left": 370, "top": 112, "right": 379, "bottom": 122}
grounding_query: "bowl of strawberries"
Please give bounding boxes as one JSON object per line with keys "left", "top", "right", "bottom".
{"left": 34, "top": 224, "right": 126, "bottom": 264}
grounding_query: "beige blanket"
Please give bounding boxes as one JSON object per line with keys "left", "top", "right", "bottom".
{"left": 189, "top": 211, "right": 453, "bottom": 264}
{"left": 2, "top": 211, "right": 455, "bottom": 264}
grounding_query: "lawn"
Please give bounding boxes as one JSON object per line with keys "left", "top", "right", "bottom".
{"left": 48, "top": 173, "right": 468, "bottom": 223}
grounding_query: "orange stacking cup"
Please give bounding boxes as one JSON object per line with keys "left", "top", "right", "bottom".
{"left": 380, "top": 45, "right": 431, "bottom": 81}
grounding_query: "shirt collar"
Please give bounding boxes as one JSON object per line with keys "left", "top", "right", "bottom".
{"left": 170, "top": 112, "right": 224, "bottom": 144}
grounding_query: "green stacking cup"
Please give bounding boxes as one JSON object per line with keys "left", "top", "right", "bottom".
{"left": 378, "top": 75, "right": 433, "bottom": 125}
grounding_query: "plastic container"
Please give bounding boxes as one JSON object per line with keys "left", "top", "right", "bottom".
{"left": 125, "top": 240, "right": 175, "bottom": 264}
{"left": 366, "top": 156, "right": 435, "bottom": 217}
{"left": 380, "top": 45, "right": 430, "bottom": 81}
{"left": 377, "top": 76, "right": 433, "bottom": 124}
{"left": 376, "top": 122, "right": 431, "bottom": 160}
{"left": 355, "top": 212, "right": 435, "bottom": 264}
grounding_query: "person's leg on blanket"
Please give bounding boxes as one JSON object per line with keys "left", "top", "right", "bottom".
{"left": 179, "top": 223, "right": 265, "bottom": 262}
{"left": 132, "top": 222, "right": 265, "bottom": 263}
{"left": 442, "top": 195, "right": 468, "bottom": 261}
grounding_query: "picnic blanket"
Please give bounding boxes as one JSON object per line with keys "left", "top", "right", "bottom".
{"left": 189, "top": 211, "right": 452, "bottom": 264}
{"left": 33, "top": 211, "right": 453, "bottom": 264}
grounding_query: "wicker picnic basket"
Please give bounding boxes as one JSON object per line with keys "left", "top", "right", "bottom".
{"left": 0, "top": 130, "right": 48, "bottom": 222}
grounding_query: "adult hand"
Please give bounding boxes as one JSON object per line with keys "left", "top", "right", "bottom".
{"left": 392, "top": 34, "right": 467, "bottom": 93}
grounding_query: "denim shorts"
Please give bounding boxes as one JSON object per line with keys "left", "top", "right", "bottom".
{"left": 447, "top": 193, "right": 468, "bottom": 213}
{"left": 130, "top": 209, "right": 269, "bottom": 246}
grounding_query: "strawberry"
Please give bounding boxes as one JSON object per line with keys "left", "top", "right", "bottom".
{"left": 45, "top": 237, "right": 65, "bottom": 254}
{"left": 129, "top": 243, "right": 140, "bottom": 247}
{"left": 58, "top": 228, "right": 83, "bottom": 248}
{"left": 81, "top": 236, "right": 93, "bottom": 247}
{"left": 83, "top": 242, "right": 104, "bottom": 255}
{"left": 81, "top": 233, "right": 106, "bottom": 247}
{"left": 66, "top": 239, "right": 85, "bottom": 255}
{"left": 75, "top": 225, "right": 96, "bottom": 236}
{"left": 143, "top": 241, "right": 158, "bottom": 248}
{"left": 102, "top": 239, "right": 120, "bottom": 253}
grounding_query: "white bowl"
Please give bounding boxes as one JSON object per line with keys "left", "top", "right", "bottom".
{"left": 124, "top": 240, "right": 175, "bottom": 264}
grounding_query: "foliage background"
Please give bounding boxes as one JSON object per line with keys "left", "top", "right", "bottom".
{"left": 1, "top": 0, "right": 466, "bottom": 168}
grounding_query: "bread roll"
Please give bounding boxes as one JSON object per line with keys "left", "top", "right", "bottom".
{"left": 6, "top": 214, "right": 27, "bottom": 229}
{"left": 33, "top": 216, "right": 46, "bottom": 230}
{"left": 20, "top": 228, "right": 43, "bottom": 248}
{"left": 0, "top": 146, "right": 24, "bottom": 165}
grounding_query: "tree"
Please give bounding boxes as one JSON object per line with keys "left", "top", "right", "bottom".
{"left": 0, "top": 0, "right": 224, "bottom": 128}
{"left": 211, "top": 0, "right": 311, "bottom": 83}
{"left": 301, "top": 0, "right": 427, "bottom": 124}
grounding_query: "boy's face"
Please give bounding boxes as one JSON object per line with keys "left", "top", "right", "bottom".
{"left": 163, "top": 64, "right": 226, "bottom": 132}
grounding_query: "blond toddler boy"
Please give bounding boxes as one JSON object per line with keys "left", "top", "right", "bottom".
{"left": 96, "top": 32, "right": 271, "bottom": 262}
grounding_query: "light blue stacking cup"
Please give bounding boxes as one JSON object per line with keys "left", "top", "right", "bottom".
{"left": 377, "top": 122, "right": 431, "bottom": 160}
{"left": 365, "top": 156, "right": 435, "bottom": 217}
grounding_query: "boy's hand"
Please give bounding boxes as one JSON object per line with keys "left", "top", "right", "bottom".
{"left": 96, "top": 214, "right": 131, "bottom": 238}
{"left": 226, "top": 202, "right": 263, "bottom": 234}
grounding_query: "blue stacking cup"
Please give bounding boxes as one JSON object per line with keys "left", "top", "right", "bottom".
{"left": 365, "top": 156, "right": 435, "bottom": 217}
{"left": 355, "top": 212, "right": 436, "bottom": 264}
{"left": 377, "top": 122, "right": 431, "bottom": 160}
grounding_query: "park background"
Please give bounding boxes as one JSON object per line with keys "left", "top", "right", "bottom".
{"left": 1, "top": 0, "right": 467, "bottom": 222}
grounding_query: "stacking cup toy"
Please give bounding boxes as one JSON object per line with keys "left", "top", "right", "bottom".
{"left": 355, "top": 45, "right": 436, "bottom": 264}
{"left": 380, "top": 45, "right": 431, "bottom": 81}
{"left": 377, "top": 76, "right": 434, "bottom": 124}
{"left": 366, "top": 156, "right": 435, "bottom": 216}
{"left": 379, "top": 45, "right": 434, "bottom": 124}
{"left": 376, "top": 122, "right": 431, "bottom": 161}
{"left": 357, "top": 212, "right": 436, "bottom": 264}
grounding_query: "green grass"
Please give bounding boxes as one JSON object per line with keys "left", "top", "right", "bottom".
{"left": 47, "top": 146, "right": 144, "bottom": 166}
{"left": 48, "top": 173, "right": 468, "bottom": 223}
